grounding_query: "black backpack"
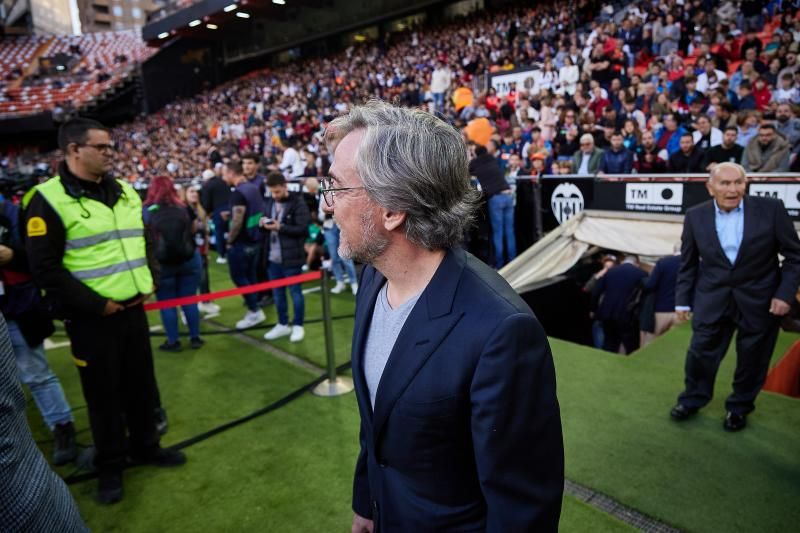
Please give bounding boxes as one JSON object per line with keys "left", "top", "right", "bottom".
{"left": 147, "top": 204, "right": 196, "bottom": 265}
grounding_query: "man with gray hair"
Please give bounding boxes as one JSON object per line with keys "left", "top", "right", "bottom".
{"left": 671, "top": 162, "right": 800, "bottom": 431}
{"left": 572, "top": 133, "right": 604, "bottom": 175}
{"left": 322, "top": 100, "right": 564, "bottom": 532}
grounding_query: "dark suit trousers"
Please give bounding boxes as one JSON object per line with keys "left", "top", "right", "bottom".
{"left": 602, "top": 319, "right": 639, "bottom": 354}
{"left": 678, "top": 315, "right": 780, "bottom": 415}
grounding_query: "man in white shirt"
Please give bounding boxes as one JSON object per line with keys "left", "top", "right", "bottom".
{"left": 696, "top": 60, "right": 728, "bottom": 94}
{"left": 430, "top": 60, "right": 451, "bottom": 114}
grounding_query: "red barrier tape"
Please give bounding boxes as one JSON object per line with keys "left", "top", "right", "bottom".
{"left": 143, "top": 271, "right": 322, "bottom": 311}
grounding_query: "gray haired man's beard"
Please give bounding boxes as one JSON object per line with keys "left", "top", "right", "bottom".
{"left": 339, "top": 211, "right": 389, "bottom": 265}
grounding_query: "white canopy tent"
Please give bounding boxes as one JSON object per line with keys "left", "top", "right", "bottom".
{"left": 500, "top": 210, "right": 685, "bottom": 294}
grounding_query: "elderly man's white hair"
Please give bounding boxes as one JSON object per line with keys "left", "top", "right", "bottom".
{"left": 709, "top": 162, "right": 747, "bottom": 182}
{"left": 579, "top": 133, "right": 595, "bottom": 145}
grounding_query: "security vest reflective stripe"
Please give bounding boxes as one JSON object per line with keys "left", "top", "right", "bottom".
{"left": 31, "top": 176, "right": 153, "bottom": 301}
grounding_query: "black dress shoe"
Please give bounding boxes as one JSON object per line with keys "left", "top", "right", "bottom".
{"left": 52, "top": 421, "right": 78, "bottom": 466}
{"left": 670, "top": 403, "right": 698, "bottom": 420}
{"left": 132, "top": 447, "right": 187, "bottom": 467}
{"left": 159, "top": 341, "right": 182, "bottom": 353}
{"left": 723, "top": 412, "right": 747, "bottom": 432}
{"left": 96, "top": 471, "right": 123, "bottom": 505}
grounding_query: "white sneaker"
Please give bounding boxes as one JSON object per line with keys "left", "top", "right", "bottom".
{"left": 180, "top": 311, "right": 187, "bottom": 325}
{"left": 330, "top": 281, "right": 346, "bottom": 294}
{"left": 216, "top": 256, "right": 227, "bottom": 265}
{"left": 290, "top": 325, "right": 305, "bottom": 343}
{"left": 198, "top": 302, "right": 221, "bottom": 314}
{"left": 236, "top": 309, "right": 265, "bottom": 329}
{"left": 264, "top": 323, "right": 291, "bottom": 340}
{"left": 351, "top": 283, "right": 359, "bottom": 296}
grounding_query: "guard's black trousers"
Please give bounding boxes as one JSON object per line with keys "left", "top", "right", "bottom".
{"left": 66, "top": 304, "right": 160, "bottom": 473}
{"left": 678, "top": 315, "right": 781, "bottom": 415}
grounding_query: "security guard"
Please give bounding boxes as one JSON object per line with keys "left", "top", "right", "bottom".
{"left": 23, "top": 118, "right": 185, "bottom": 505}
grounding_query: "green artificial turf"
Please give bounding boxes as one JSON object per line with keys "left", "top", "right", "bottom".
{"left": 553, "top": 323, "right": 800, "bottom": 533}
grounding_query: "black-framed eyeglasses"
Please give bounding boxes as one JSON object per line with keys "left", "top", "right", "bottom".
{"left": 79, "top": 143, "right": 116, "bottom": 153}
{"left": 319, "top": 177, "right": 365, "bottom": 207}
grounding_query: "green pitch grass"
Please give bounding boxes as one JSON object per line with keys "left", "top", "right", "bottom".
{"left": 25, "top": 259, "right": 798, "bottom": 531}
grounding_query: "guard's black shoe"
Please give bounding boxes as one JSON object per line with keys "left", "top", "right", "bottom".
{"left": 96, "top": 471, "right": 123, "bottom": 505}
{"left": 154, "top": 407, "right": 168, "bottom": 436}
{"left": 52, "top": 421, "right": 78, "bottom": 466}
{"left": 723, "top": 412, "right": 747, "bottom": 432}
{"left": 669, "top": 403, "right": 698, "bottom": 421}
{"left": 159, "top": 341, "right": 182, "bottom": 352}
{"left": 132, "top": 447, "right": 186, "bottom": 468}
{"left": 190, "top": 337, "right": 205, "bottom": 349}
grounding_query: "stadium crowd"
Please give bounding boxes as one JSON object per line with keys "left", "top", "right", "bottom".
{"left": 2, "top": 0, "right": 798, "bottom": 189}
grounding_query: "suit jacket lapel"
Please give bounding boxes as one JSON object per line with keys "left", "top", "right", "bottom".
{"left": 351, "top": 268, "right": 385, "bottom": 428}
{"left": 704, "top": 200, "right": 731, "bottom": 266}
{"left": 371, "top": 248, "right": 467, "bottom": 442}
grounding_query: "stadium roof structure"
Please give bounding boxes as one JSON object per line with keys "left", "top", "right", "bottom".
{"left": 142, "top": 0, "right": 446, "bottom": 51}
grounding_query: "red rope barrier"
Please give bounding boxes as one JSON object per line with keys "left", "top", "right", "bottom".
{"left": 143, "top": 271, "right": 322, "bottom": 311}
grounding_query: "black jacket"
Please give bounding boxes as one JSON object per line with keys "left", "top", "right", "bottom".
{"left": 668, "top": 148, "right": 705, "bottom": 173}
{"left": 23, "top": 162, "right": 159, "bottom": 318}
{"left": 200, "top": 176, "right": 232, "bottom": 214}
{"left": 263, "top": 191, "right": 310, "bottom": 268}
{"left": 469, "top": 154, "right": 509, "bottom": 198}
{"left": 592, "top": 263, "right": 647, "bottom": 322}
{"left": 677, "top": 196, "right": 800, "bottom": 330}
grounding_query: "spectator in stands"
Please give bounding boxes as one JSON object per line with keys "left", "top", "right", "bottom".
{"left": 703, "top": 126, "right": 744, "bottom": 170}
{"left": 670, "top": 133, "right": 706, "bottom": 173}
{"left": 280, "top": 137, "right": 306, "bottom": 180}
{"left": 736, "top": 81, "right": 757, "bottom": 111}
{"left": 743, "top": 123, "right": 792, "bottom": 172}
{"left": 223, "top": 161, "right": 267, "bottom": 330}
{"left": 242, "top": 152, "right": 265, "bottom": 191}
{"left": 696, "top": 60, "right": 727, "bottom": 95}
{"left": 598, "top": 131, "right": 634, "bottom": 174}
{"left": 143, "top": 177, "right": 204, "bottom": 352}
{"left": 775, "top": 103, "right": 800, "bottom": 151}
{"left": 591, "top": 254, "right": 647, "bottom": 355}
{"left": 635, "top": 129, "right": 668, "bottom": 173}
{"left": 714, "top": 101, "right": 739, "bottom": 131}
{"left": 641, "top": 246, "right": 681, "bottom": 347}
{"left": 692, "top": 115, "right": 723, "bottom": 151}
{"left": 430, "top": 60, "right": 451, "bottom": 115}
{"left": 200, "top": 167, "right": 231, "bottom": 264}
{"left": 469, "top": 145, "right": 516, "bottom": 269}
{"left": 736, "top": 111, "right": 761, "bottom": 147}
{"left": 261, "top": 172, "right": 310, "bottom": 343}
{"left": 773, "top": 74, "right": 800, "bottom": 106}
{"left": 656, "top": 113, "right": 688, "bottom": 156}
{"left": 572, "top": 134, "right": 604, "bottom": 176}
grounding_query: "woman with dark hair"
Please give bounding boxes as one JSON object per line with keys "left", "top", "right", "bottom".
{"left": 143, "top": 176, "right": 203, "bottom": 352}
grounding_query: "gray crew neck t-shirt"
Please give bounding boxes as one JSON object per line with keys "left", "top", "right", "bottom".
{"left": 364, "top": 282, "right": 422, "bottom": 409}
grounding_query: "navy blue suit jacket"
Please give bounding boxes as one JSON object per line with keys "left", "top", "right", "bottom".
{"left": 643, "top": 255, "right": 681, "bottom": 313}
{"left": 592, "top": 263, "right": 647, "bottom": 322}
{"left": 676, "top": 196, "right": 800, "bottom": 329}
{"left": 351, "top": 248, "right": 564, "bottom": 532}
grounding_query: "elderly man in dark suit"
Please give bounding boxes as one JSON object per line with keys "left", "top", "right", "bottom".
{"left": 323, "top": 101, "right": 564, "bottom": 532}
{"left": 671, "top": 162, "right": 800, "bottom": 431}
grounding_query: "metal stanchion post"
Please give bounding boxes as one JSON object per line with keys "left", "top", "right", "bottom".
{"left": 312, "top": 265, "right": 354, "bottom": 397}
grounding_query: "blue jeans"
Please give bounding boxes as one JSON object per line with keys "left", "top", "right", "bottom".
{"left": 212, "top": 209, "right": 229, "bottom": 258}
{"left": 488, "top": 192, "right": 517, "bottom": 269}
{"left": 324, "top": 225, "right": 357, "bottom": 284}
{"left": 268, "top": 262, "right": 304, "bottom": 326}
{"left": 8, "top": 320, "right": 72, "bottom": 429}
{"left": 228, "top": 242, "right": 262, "bottom": 311}
{"left": 157, "top": 251, "right": 202, "bottom": 343}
